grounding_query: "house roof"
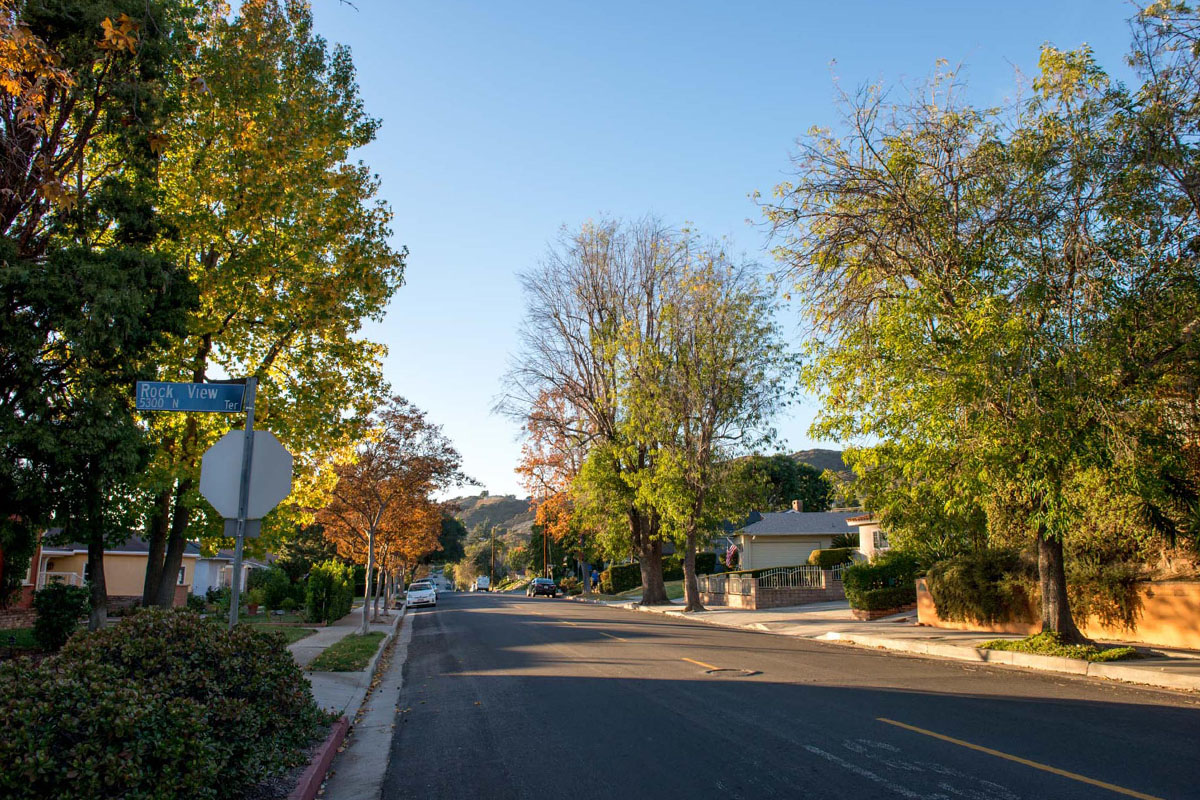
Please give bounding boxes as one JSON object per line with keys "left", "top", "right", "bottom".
{"left": 845, "top": 513, "right": 876, "bottom": 524}
{"left": 41, "top": 534, "right": 201, "bottom": 556}
{"left": 738, "top": 511, "right": 858, "bottom": 536}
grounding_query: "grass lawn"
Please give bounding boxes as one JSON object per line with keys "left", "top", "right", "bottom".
{"left": 254, "top": 625, "right": 317, "bottom": 645}
{"left": 308, "top": 632, "right": 385, "bottom": 672}
{"left": 979, "top": 632, "right": 1140, "bottom": 662}
{"left": 617, "top": 579, "right": 685, "bottom": 601}
{"left": 3, "top": 627, "right": 38, "bottom": 650}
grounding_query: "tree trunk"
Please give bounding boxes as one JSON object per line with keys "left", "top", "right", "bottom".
{"left": 373, "top": 568, "right": 386, "bottom": 620}
{"left": 86, "top": 527, "right": 108, "bottom": 632}
{"left": 681, "top": 527, "right": 705, "bottom": 613}
{"left": 155, "top": 478, "right": 193, "bottom": 608}
{"left": 141, "top": 486, "right": 172, "bottom": 605}
{"left": 362, "top": 528, "right": 375, "bottom": 635}
{"left": 1037, "top": 526, "right": 1086, "bottom": 643}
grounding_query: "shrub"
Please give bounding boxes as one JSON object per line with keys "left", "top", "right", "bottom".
{"left": 281, "top": 597, "right": 299, "bottom": 613}
{"left": 808, "top": 548, "right": 856, "bottom": 569}
{"left": 0, "top": 609, "right": 327, "bottom": 800}
{"left": 559, "top": 576, "right": 581, "bottom": 595}
{"left": 600, "top": 563, "right": 641, "bottom": 595}
{"left": 206, "top": 585, "right": 230, "bottom": 605}
{"left": 830, "top": 532, "right": 859, "bottom": 549}
{"left": 1067, "top": 559, "right": 1141, "bottom": 630}
{"left": 32, "top": 582, "right": 90, "bottom": 650}
{"left": 662, "top": 555, "right": 684, "bottom": 581}
{"left": 695, "top": 552, "right": 717, "bottom": 574}
{"left": 858, "top": 586, "right": 917, "bottom": 611}
{"left": 306, "top": 560, "right": 354, "bottom": 623}
{"left": 258, "top": 566, "right": 293, "bottom": 611}
{"left": 979, "top": 631, "right": 1139, "bottom": 663}
{"left": 842, "top": 550, "right": 921, "bottom": 611}
{"left": 924, "top": 548, "right": 1036, "bottom": 624}
{"left": 186, "top": 594, "right": 207, "bottom": 613}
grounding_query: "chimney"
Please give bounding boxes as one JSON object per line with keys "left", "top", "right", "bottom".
{"left": 792, "top": 499, "right": 803, "bottom": 513}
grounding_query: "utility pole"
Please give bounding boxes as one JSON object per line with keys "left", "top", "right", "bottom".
{"left": 543, "top": 528, "right": 548, "bottom": 578}
{"left": 489, "top": 525, "right": 494, "bottom": 587}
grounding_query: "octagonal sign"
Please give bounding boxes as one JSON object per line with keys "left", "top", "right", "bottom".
{"left": 199, "top": 430, "right": 293, "bottom": 520}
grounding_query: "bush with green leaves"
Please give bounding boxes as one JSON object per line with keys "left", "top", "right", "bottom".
{"left": 600, "top": 563, "right": 641, "bottom": 594}
{"left": 259, "top": 566, "right": 293, "bottom": 611}
{"left": 305, "top": 560, "right": 354, "bottom": 623}
{"left": 185, "top": 593, "right": 207, "bottom": 612}
{"left": 924, "top": 548, "right": 1037, "bottom": 624}
{"left": 842, "top": 550, "right": 921, "bottom": 611}
{"left": 0, "top": 608, "right": 327, "bottom": 799}
{"left": 32, "top": 582, "right": 90, "bottom": 650}
{"left": 808, "top": 548, "right": 856, "bottom": 569}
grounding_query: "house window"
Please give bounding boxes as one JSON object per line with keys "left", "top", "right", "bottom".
{"left": 873, "top": 529, "right": 890, "bottom": 551}
{"left": 177, "top": 567, "right": 186, "bottom": 586}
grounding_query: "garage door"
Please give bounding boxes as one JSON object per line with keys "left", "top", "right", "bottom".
{"left": 750, "top": 542, "right": 819, "bottom": 569}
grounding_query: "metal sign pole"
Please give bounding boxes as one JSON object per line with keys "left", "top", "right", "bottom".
{"left": 228, "top": 377, "right": 257, "bottom": 630}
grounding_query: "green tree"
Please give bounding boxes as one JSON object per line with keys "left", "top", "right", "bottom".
{"left": 0, "top": 0, "right": 198, "bottom": 624}
{"left": 139, "top": 0, "right": 406, "bottom": 606}
{"left": 764, "top": 42, "right": 1200, "bottom": 640}
{"left": 740, "top": 455, "right": 834, "bottom": 513}
{"left": 623, "top": 250, "right": 796, "bottom": 611}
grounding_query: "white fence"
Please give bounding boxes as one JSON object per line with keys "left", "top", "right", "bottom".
{"left": 698, "top": 563, "right": 849, "bottom": 595}
{"left": 37, "top": 571, "right": 84, "bottom": 589}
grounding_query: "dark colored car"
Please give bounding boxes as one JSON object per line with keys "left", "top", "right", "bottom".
{"left": 526, "top": 577, "right": 558, "bottom": 597}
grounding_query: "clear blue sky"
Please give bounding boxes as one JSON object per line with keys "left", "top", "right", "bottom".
{"left": 309, "top": 0, "right": 1137, "bottom": 497}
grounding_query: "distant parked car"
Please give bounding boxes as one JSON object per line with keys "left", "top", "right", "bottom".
{"left": 406, "top": 580, "right": 437, "bottom": 608}
{"left": 527, "top": 577, "right": 558, "bottom": 598}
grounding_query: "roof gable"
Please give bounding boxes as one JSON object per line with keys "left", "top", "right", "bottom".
{"left": 739, "top": 511, "right": 857, "bottom": 536}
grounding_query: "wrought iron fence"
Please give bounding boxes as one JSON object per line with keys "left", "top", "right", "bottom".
{"left": 755, "top": 565, "right": 826, "bottom": 589}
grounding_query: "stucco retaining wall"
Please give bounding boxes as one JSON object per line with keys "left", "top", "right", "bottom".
{"left": 916, "top": 577, "right": 1200, "bottom": 650}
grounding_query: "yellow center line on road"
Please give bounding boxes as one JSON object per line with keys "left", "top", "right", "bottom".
{"left": 877, "top": 718, "right": 1164, "bottom": 800}
{"left": 599, "top": 631, "right": 627, "bottom": 642}
{"left": 681, "top": 657, "right": 721, "bottom": 671}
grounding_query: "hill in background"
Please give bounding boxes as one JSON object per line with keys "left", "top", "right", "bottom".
{"left": 790, "top": 448, "right": 850, "bottom": 477}
{"left": 447, "top": 492, "right": 535, "bottom": 538}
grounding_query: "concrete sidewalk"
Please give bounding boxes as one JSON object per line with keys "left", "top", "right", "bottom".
{"left": 288, "top": 605, "right": 405, "bottom": 717}
{"left": 576, "top": 595, "right": 1200, "bottom": 692}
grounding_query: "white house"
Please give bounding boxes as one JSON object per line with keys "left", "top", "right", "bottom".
{"left": 731, "top": 510, "right": 860, "bottom": 571}
{"left": 191, "top": 548, "right": 272, "bottom": 596}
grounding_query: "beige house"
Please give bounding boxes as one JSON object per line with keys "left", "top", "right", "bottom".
{"left": 847, "top": 513, "right": 889, "bottom": 560}
{"left": 732, "top": 511, "right": 861, "bottom": 570}
{"left": 21, "top": 535, "right": 199, "bottom": 608}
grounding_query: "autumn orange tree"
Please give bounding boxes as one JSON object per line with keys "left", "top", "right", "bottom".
{"left": 515, "top": 389, "right": 595, "bottom": 584}
{"left": 318, "top": 397, "right": 468, "bottom": 633}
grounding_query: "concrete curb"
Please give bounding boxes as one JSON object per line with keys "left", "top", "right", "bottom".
{"left": 618, "top": 602, "right": 1200, "bottom": 693}
{"left": 287, "top": 716, "right": 349, "bottom": 800}
{"left": 309, "top": 607, "right": 406, "bottom": 723}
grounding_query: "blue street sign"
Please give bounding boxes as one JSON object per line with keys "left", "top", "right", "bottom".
{"left": 135, "top": 381, "right": 246, "bottom": 413}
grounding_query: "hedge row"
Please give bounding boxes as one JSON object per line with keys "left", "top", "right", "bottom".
{"left": 807, "top": 548, "right": 856, "bottom": 569}
{"left": 842, "top": 551, "right": 921, "bottom": 611}
{"left": 0, "top": 609, "right": 328, "bottom": 799}
{"left": 598, "top": 552, "right": 720, "bottom": 594}
{"left": 924, "top": 548, "right": 1036, "bottom": 624}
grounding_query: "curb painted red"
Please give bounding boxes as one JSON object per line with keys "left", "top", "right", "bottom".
{"left": 287, "top": 715, "right": 350, "bottom": 800}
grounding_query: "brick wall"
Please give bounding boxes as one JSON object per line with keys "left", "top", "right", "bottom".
{"left": 0, "top": 609, "right": 36, "bottom": 630}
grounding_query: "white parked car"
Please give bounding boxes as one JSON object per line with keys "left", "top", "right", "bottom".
{"left": 406, "top": 580, "right": 437, "bottom": 608}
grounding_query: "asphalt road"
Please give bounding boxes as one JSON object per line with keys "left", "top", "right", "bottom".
{"left": 380, "top": 593, "right": 1200, "bottom": 800}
